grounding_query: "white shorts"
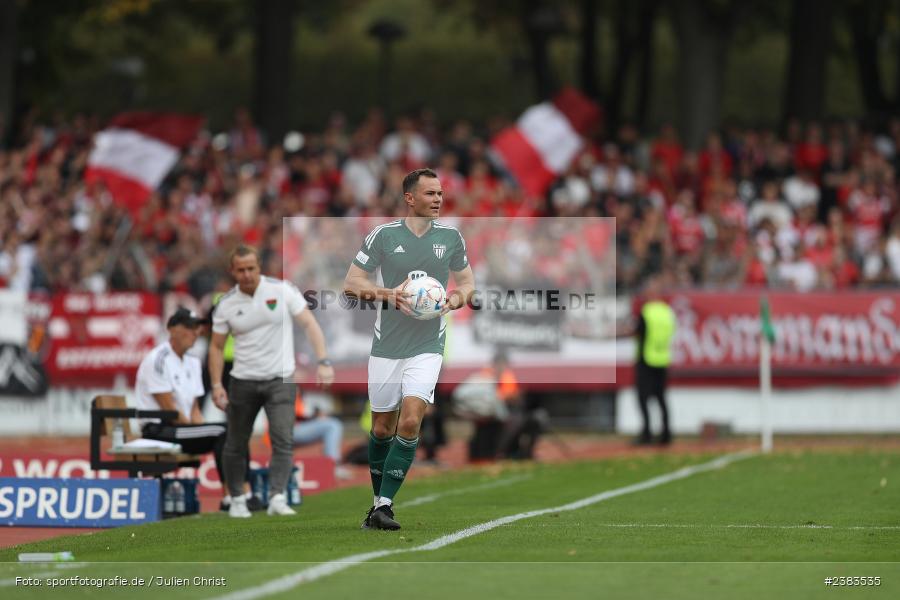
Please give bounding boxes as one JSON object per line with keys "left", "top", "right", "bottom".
{"left": 368, "top": 353, "right": 443, "bottom": 412}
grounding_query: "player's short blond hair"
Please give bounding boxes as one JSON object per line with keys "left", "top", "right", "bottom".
{"left": 229, "top": 244, "right": 260, "bottom": 267}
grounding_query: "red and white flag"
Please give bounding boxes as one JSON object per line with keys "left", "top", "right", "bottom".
{"left": 85, "top": 112, "right": 204, "bottom": 213}
{"left": 491, "top": 88, "right": 601, "bottom": 197}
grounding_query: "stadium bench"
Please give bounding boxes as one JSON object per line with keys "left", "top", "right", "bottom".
{"left": 90, "top": 395, "right": 203, "bottom": 477}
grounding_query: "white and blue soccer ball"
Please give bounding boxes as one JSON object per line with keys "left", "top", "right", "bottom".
{"left": 404, "top": 273, "right": 446, "bottom": 320}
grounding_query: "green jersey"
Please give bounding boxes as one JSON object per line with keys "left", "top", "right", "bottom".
{"left": 353, "top": 219, "right": 469, "bottom": 359}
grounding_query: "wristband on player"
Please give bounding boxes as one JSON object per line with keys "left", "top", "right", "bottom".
{"left": 317, "top": 358, "right": 333, "bottom": 367}
{"left": 212, "top": 382, "right": 224, "bottom": 390}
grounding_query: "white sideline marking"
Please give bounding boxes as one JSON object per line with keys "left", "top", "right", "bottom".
{"left": 212, "top": 451, "right": 754, "bottom": 600}
{"left": 398, "top": 475, "right": 533, "bottom": 508}
{"left": 593, "top": 523, "right": 900, "bottom": 531}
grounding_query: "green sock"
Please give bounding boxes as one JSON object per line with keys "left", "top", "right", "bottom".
{"left": 378, "top": 436, "right": 418, "bottom": 501}
{"left": 368, "top": 432, "right": 394, "bottom": 497}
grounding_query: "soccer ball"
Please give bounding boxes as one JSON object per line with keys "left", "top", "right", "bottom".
{"left": 403, "top": 275, "right": 446, "bottom": 320}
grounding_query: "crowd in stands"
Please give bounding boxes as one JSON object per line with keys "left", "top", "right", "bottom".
{"left": 2, "top": 106, "right": 900, "bottom": 298}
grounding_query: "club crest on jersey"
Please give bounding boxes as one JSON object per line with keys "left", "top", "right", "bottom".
{"left": 266, "top": 298, "right": 277, "bottom": 311}
{"left": 433, "top": 243, "right": 446, "bottom": 259}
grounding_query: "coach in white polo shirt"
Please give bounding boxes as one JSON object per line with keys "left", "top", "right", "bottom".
{"left": 209, "top": 244, "right": 334, "bottom": 518}
{"left": 136, "top": 307, "right": 230, "bottom": 505}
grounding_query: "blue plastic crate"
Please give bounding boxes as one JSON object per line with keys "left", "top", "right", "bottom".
{"left": 160, "top": 477, "right": 200, "bottom": 516}
{"left": 249, "top": 467, "right": 302, "bottom": 506}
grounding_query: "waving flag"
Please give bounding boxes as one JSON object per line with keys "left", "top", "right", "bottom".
{"left": 85, "top": 112, "right": 204, "bottom": 213}
{"left": 491, "top": 88, "right": 601, "bottom": 197}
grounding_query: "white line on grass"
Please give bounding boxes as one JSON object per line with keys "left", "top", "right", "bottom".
{"left": 397, "top": 474, "right": 533, "bottom": 508}
{"left": 212, "top": 451, "right": 754, "bottom": 600}
{"left": 592, "top": 523, "right": 900, "bottom": 531}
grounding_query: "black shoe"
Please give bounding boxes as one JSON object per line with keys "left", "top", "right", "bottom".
{"left": 247, "top": 496, "right": 266, "bottom": 512}
{"left": 657, "top": 432, "right": 672, "bottom": 446}
{"left": 360, "top": 506, "right": 376, "bottom": 530}
{"left": 632, "top": 434, "right": 653, "bottom": 446}
{"left": 370, "top": 505, "right": 401, "bottom": 530}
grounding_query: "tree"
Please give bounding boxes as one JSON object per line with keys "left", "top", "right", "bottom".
{"left": 606, "top": 0, "right": 660, "bottom": 133}
{"left": 633, "top": 0, "right": 660, "bottom": 131}
{"left": 253, "top": 0, "right": 297, "bottom": 143}
{"left": 578, "top": 0, "right": 600, "bottom": 102}
{"left": 520, "top": 0, "right": 567, "bottom": 100}
{"left": 0, "top": 0, "right": 16, "bottom": 145}
{"left": 847, "top": 0, "right": 893, "bottom": 116}
{"left": 783, "top": 0, "right": 834, "bottom": 123}
{"left": 671, "top": 0, "right": 743, "bottom": 150}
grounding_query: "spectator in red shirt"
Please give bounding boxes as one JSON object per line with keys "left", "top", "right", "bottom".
{"left": 229, "top": 107, "right": 265, "bottom": 163}
{"left": 647, "top": 156, "right": 678, "bottom": 206}
{"left": 795, "top": 122, "right": 828, "bottom": 175}
{"left": 847, "top": 178, "right": 891, "bottom": 256}
{"left": 698, "top": 132, "right": 733, "bottom": 180}
{"left": 434, "top": 150, "right": 466, "bottom": 214}
{"left": 830, "top": 245, "right": 859, "bottom": 288}
{"left": 668, "top": 189, "right": 704, "bottom": 277}
{"left": 650, "top": 123, "right": 683, "bottom": 179}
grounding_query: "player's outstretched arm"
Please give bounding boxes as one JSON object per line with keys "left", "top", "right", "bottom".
{"left": 442, "top": 265, "right": 476, "bottom": 315}
{"left": 343, "top": 264, "right": 412, "bottom": 315}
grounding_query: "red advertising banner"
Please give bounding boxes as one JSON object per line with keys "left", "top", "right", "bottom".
{"left": 45, "top": 293, "right": 162, "bottom": 386}
{"left": 669, "top": 291, "right": 900, "bottom": 375}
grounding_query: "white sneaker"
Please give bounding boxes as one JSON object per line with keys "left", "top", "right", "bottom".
{"left": 267, "top": 493, "right": 296, "bottom": 516}
{"left": 228, "top": 495, "right": 251, "bottom": 518}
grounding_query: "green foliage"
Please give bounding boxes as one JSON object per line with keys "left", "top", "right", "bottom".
{"left": 7, "top": 0, "right": 886, "bottom": 129}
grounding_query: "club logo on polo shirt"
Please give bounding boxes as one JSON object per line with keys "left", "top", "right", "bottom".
{"left": 266, "top": 298, "right": 277, "bottom": 311}
{"left": 433, "top": 244, "right": 446, "bottom": 259}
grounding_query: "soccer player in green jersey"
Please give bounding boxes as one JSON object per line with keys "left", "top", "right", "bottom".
{"left": 344, "top": 168, "right": 476, "bottom": 530}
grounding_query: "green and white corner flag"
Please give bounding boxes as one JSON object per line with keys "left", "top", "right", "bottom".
{"left": 760, "top": 297, "right": 776, "bottom": 344}
{"left": 759, "top": 296, "right": 774, "bottom": 453}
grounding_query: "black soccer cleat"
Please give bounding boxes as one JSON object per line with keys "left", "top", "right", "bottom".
{"left": 360, "top": 506, "right": 376, "bottom": 530}
{"left": 247, "top": 495, "right": 266, "bottom": 512}
{"left": 370, "top": 505, "right": 401, "bottom": 530}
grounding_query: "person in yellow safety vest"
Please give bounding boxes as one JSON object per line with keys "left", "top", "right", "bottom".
{"left": 634, "top": 275, "right": 676, "bottom": 446}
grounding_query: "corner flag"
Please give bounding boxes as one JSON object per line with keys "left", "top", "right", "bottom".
{"left": 760, "top": 297, "right": 776, "bottom": 344}
{"left": 759, "top": 296, "right": 774, "bottom": 453}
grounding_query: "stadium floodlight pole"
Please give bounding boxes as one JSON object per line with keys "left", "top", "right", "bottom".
{"left": 759, "top": 297, "right": 776, "bottom": 454}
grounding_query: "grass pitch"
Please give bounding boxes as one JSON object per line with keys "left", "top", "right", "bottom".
{"left": 1, "top": 448, "right": 898, "bottom": 599}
